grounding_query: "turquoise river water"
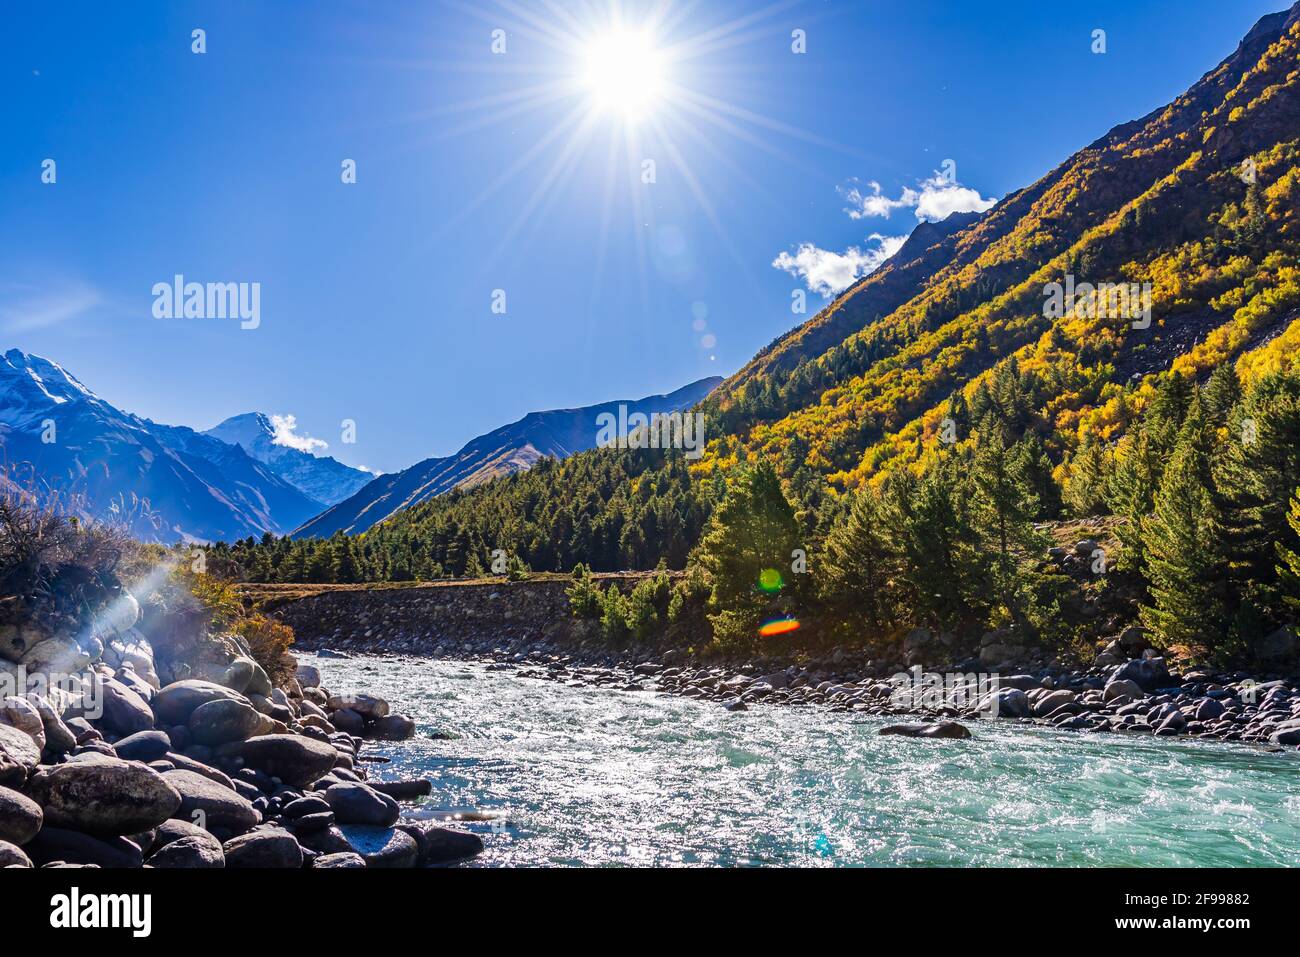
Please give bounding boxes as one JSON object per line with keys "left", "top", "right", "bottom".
{"left": 311, "top": 654, "right": 1300, "bottom": 867}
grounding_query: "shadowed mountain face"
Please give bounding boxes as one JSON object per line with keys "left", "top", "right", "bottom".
{"left": 293, "top": 376, "right": 723, "bottom": 538}
{"left": 0, "top": 349, "right": 324, "bottom": 543}
{"left": 203, "top": 412, "right": 373, "bottom": 508}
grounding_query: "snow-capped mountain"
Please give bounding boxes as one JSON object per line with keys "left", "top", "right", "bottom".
{"left": 0, "top": 349, "right": 323, "bottom": 543}
{"left": 292, "top": 376, "right": 724, "bottom": 538}
{"left": 203, "top": 412, "right": 373, "bottom": 508}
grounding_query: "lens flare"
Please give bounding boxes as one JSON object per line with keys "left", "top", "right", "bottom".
{"left": 757, "top": 568, "right": 783, "bottom": 594}
{"left": 758, "top": 616, "right": 800, "bottom": 638}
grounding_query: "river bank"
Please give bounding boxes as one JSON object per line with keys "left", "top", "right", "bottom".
{"left": 300, "top": 626, "right": 1300, "bottom": 752}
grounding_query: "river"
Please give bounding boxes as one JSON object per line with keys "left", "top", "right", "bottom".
{"left": 311, "top": 653, "right": 1300, "bottom": 867}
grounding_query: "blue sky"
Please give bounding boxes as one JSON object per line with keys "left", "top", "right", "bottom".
{"left": 0, "top": 0, "right": 1284, "bottom": 473}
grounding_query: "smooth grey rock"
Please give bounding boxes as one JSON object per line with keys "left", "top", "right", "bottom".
{"left": 188, "top": 697, "right": 262, "bottom": 746}
{"left": 98, "top": 677, "right": 156, "bottom": 736}
{"left": 233, "top": 734, "right": 338, "bottom": 787}
{"left": 879, "top": 721, "right": 972, "bottom": 740}
{"left": 1104, "top": 678, "right": 1145, "bottom": 703}
{"left": 114, "top": 730, "right": 173, "bottom": 762}
{"left": 163, "top": 769, "right": 261, "bottom": 834}
{"left": 26, "top": 755, "right": 181, "bottom": 835}
{"left": 341, "top": 825, "right": 418, "bottom": 868}
{"left": 324, "top": 782, "right": 400, "bottom": 827}
{"left": 326, "top": 693, "right": 389, "bottom": 720}
{"left": 0, "top": 839, "right": 31, "bottom": 867}
{"left": 152, "top": 680, "right": 251, "bottom": 725}
{"left": 148, "top": 834, "right": 225, "bottom": 868}
{"left": 0, "top": 785, "right": 43, "bottom": 845}
{"left": 25, "top": 827, "right": 144, "bottom": 868}
{"left": 312, "top": 851, "right": 365, "bottom": 868}
{"left": 222, "top": 826, "right": 303, "bottom": 868}
{"left": 397, "top": 822, "right": 485, "bottom": 865}
{"left": 0, "top": 695, "right": 45, "bottom": 751}
{"left": 0, "top": 721, "right": 40, "bottom": 787}
{"left": 365, "top": 714, "right": 415, "bottom": 741}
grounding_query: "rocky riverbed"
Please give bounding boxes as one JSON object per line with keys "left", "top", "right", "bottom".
{"left": 305, "top": 626, "right": 1300, "bottom": 752}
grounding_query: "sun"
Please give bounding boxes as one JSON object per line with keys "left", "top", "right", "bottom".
{"left": 580, "top": 29, "right": 666, "bottom": 120}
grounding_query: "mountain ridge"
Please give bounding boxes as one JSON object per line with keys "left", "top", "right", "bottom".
{"left": 292, "top": 376, "right": 723, "bottom": 538}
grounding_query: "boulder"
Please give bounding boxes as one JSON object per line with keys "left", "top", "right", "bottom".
{"left": 879, "top": 721, "right": 972, "bottom": 740}
{"left": 1270, "top": 725, "right": 1300, "bottom": 747}
{"left": 1032, "top": 689, "right": 1078, "bottom": 717}
{"left": 163, "top": 769, "right": 261, "bottom": 834}
{"left": 0, "top": 724, "right": 41, "bottom": 787}
{"left": 222, "top": 826, "right": 303, "bottom": 868}
{"left": 1194, "top": 698, "right": 1225, "bottom": 722}
{"left": 19, "top": 636, "right": 90, "bottom": 674}
{"left": 324, "top": 782, "right": 400, "bottom": 827}
{"left": 1103, "top": 678, "right": 1145, "bottom": 703}
{"left": 188, "top": 697, "right": 262, "bottom": 746}
{"left": 326, "top": 693, "right": 389, "bottom": 720}
{"left": 148, "top": 834, "right": 225, "bottom": 868}
{"left": 312, "top": 851, "right": 365, "bottom": 868}
{"left": 365, "top": 714, "right": 416, "bottom": 741}
{"left": 220, "top": 658, "right": 256, "bottom": 695}
{"left": 341, "top": 825, "right": 419, "bottom": 868}
{"left": 0, "top": 785, "right": 43, "bottom": 845}
{"left": 113, "top": 730, "right": 173, "bottom": 762}
{"left": 152, "top": 680, "right": 251, "bottom": 725}
{"left": 397, "top": 822, "right": 485, "bottom": 865}
{"left": 984, "top": 688, "right": 1031, "bottom": 718}
{"left": 296, "top": 663, "right": 322, "bottom": 689}
{"left": 0, "top": 696, "right": 45, "bottom": 751}
{"left": 1115, "top": 625, "right": 1150, "bottom": 655}
{"left": 98, "top": 677, "right": 156, "bottom": 736}
{"left": 0, "top": 839, "right": 32, "bottom": 867}
{"left": 296, "top": 824, "right": 356, "bottom": 856}
{"left": 231, "top": 734, "right": 339, "bottom": 787}
{"left": 26, "top": 756, "right": 181, "bottom": 835}
{"left": 0, "top": 621, "right": 48, "bottom": 664}
{"left": 24, "top": 693, "right": 77, "bottom": 754}
{"left": 331, "top": 709, "right": 365, "bottom": 735}
{"left": 25, "top": 827, "right": 145, "bottom": 868}
{"left": 1110, "top": 658, "right": 1170, "bottom": 693}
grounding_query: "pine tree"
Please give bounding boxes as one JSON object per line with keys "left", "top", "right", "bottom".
{"left": 970, "top": 421, "right": 1049, "bottom": 625}
{"left": 1276, "top": 489, "right": 1300, "bottom": 613}
{"left": 879, "top": 461, "right": 988, "bottom": 632}
{"left": 1216, "top": 371, "right": 1300, "bottom": 613}
{"left": 694, "top": 461, "right": 802, "bottom": 646}
{"left": 1063, "top": 435, "right": 1110, "bottom": 517}
{"left": 819, "top": 486, "right": 898, "bottom": 630}
{"left": 331, "top": 537, "right": 358, "bottom": 584}
{"left": 1140, "top": 398, "right": 1234, "bottom": 654}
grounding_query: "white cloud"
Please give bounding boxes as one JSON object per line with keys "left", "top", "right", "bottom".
{"left": 269, "top": 414, "right": 328, "bottom": 454}
{"left": 772, "top": 234, "right": 907, "bottom": 297}
{"left": 842, "top": 174, "right": 996, "bottom": 223}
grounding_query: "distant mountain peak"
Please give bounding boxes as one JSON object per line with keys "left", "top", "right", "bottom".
{"left": 293, "top": 375, "right": 724, "bottom": 538}
{"left": 204, "top": 412, "right": 372, "bottom": 507}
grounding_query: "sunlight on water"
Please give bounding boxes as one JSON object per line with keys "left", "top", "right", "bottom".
{"left": 316, "top": 655, "right": 1300, "bottom": 868}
